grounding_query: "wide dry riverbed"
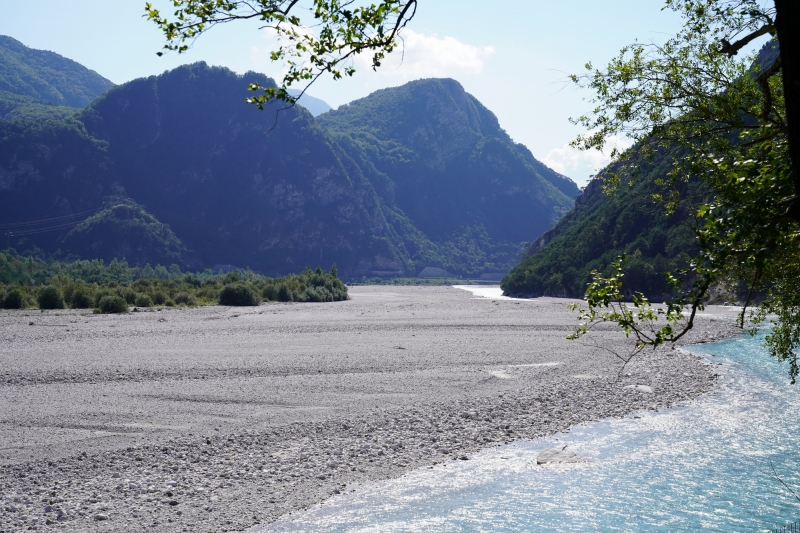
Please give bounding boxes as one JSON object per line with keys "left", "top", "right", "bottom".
{"left": 0, "top": 286, "right": 738, "bottom": 532}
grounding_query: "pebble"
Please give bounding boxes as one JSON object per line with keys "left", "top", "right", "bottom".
{"left": 0, "top": 314, "right": 734, "bottom": 532}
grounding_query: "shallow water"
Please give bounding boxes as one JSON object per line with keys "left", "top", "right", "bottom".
{"left": 451, "top": 285, "right": 528, "bottom": 300}
{"left": 253, "top": 332, "right": 800, "bottom": 533}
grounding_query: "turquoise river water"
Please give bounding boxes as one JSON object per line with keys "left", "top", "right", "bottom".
{"left": 253, "top": 332, "right": 800, "bottom": 533}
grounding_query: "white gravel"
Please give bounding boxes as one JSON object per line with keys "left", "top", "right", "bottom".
{"left": 0, "top": 286, "right": 739, "bottom": 532}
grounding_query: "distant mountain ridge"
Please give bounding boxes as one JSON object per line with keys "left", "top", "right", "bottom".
{"left": 287, "top": 88, "right": 332, "bottom": 116}
{"left": 0, "top": 35, "right": 114, "bottom": 121}
{"left": 320, "top": 78, "right": 579, "bottom": 274}
{"left": 0, "top": 39, "right": 578, "bottom": 278}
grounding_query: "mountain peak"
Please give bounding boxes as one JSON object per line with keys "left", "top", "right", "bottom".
{"left": 0, "top": 34, "right": 114, "bottom": 108}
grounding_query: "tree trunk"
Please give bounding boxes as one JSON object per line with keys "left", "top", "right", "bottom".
{"left": 774, "top": 0, "right": 800, "bottom": 218}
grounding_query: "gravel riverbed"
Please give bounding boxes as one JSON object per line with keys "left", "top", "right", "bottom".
{"left": 0, "top": 286, "right": 739, "bottom": 532}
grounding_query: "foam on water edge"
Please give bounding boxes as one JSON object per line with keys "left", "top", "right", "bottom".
{"left": 251, "top": 333, "right": 800, "bottom": 533}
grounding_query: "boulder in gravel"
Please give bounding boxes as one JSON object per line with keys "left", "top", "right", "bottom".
{"left": 624, "top": 384, "right": 654, "bottom": 393}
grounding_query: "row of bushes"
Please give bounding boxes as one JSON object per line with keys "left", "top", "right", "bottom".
{"left": 0, "top": 249, "right": 246, "bottom": 287}
{"left": 0, "top": 265, "right": 347, "bottom": 313}
{"left": 0, "top": 283, "right": 196, "bottom": 313}
{"left": 217, "top": 267, "right": 348, "bottom": 305}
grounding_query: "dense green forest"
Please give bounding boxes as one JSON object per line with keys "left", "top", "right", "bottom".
{"left": 502, "top": 41, "right": 783, "bottom": 302}
{"left": 0, "top": 38, "right": 578, "bottom": 279}
{"left": 0, "top": 35, "right": 113, "bottom": 121}
{"left": 320, "top": 78, "right": 578, "bottom": 275}
{"left": 501, "top": 151, "right": 702, "bottom": 301}
{"left": 0, "top": 249, "right": 347, "bottom": 311}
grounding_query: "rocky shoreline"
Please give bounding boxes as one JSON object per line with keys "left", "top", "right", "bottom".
{"left": 0, "top": 287, "right": 740, "bottom": 532}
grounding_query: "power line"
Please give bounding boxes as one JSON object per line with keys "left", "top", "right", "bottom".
{"left": 4, "top": 220, "right": 86, "bottom": 236}
{"left": 0, "top": 207, "right": 102, "bottom": 230}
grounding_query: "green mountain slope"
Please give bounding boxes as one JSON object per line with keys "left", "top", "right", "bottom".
{"left": 62, "top": 197, "right": 188, "bottom": 267}
{"left": 319, "top": 78, "right": 579, "bottom": 275}
{"left": 502, "top": 41, "right": 781, "bottom": 300}
{"left": 501, "top": 150, "right": 701, "bottom": 299}
{"left": 1, "top": 62, "right": 393, "bottom": 274}
{"left": 0, "top": 35, "right": 114, "bottom": 120}
{"left": 1, "top": 46, "right": 577, "bottom": 277}
{"left": 0, "top": 35, "right": 113, "bottom": 107}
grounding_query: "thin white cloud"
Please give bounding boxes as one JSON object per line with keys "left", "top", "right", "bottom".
{"left": 248, "top": 28, "right": 494, "bottom": 82}
{"left": 542, "top": 135, "right": 632, "bottom": 186}
{"left": 357, "top": 29, "right": 495, "bottom": 80}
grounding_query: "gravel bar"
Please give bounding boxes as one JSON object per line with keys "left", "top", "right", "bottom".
{"left": 0, "top": 285, "right": 740, "bottom": 532}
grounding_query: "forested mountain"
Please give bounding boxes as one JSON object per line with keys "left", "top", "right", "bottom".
{"left": 0, "top": 35, "right": 114, "bottom": 121}
{"left": 0, "top": 63, "right": 390, "bottom": 273}
{"left": 502, "top": 41, "right": 781, "bottom": 300}
{"left": 501, "top": 150, "right": 702, "bottom": 299}
{"left": 0, "top": 43, "right": 578, "bottom": 277}
{"left": 319, "top": 78, "right": 579, "bottom": 275}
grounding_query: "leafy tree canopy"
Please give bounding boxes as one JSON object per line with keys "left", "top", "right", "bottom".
{"left": 145, "top": 0, "right": 417, "bottom": 108}
{"left": 567, "top": 0, "right": 800, "bottom": 380}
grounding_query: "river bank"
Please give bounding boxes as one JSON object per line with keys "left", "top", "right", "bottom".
{"left": 0, "top": 286, "right": 739, "bottom": 532}
{"left": 256, "top": 331, "right": 800, "bottom": 532}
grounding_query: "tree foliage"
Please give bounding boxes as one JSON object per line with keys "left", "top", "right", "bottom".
{"left": 568, "top": 0, "right": 800, "bottom": 380}
{"left": 501, "top": 153, "right": 703, "bottom": 301}
{"left": 145, "top": 0, "right": 417, "bottom": 108}
{"left": 0, "top": 249, "right": 348, "bottom": 310}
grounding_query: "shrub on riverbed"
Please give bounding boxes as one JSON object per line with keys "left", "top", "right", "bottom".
{"left": 134, "top": 293, "right": 153, "bottom": 307}
{"left": 219, "top": 283, "right": 260, "bottom": 306}
{"left": 97, "top": 294, "right": 128, "bottom": 314}
{"left": 173, "top": 292, "right": 197, "bottom": 306}
{"left": 262, "top": 284, "right": 278, "bottom": 301}
{"left": 37, "top": 285, "right": 65, "bottom": 309}
{"left": 69, "top": 285, "right": 94, "bottom": 309}
{"left": 2, "top": 287, "right": 26, "bottom": 309}
{"left": 277, "top": 283, "right": 293, "bottom": 302}
{"left": 121, "top": 288, "right": 137, "bottom": 304}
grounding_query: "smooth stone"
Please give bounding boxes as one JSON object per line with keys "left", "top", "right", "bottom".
{"left": 624, "top": 384, "right": 654, "bottom": 393}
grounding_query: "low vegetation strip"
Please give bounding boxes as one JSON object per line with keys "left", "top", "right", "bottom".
{"left": 0, "top": 250, "right": 347, "bottom": 311}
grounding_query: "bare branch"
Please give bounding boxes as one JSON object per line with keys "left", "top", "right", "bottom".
{"left": 756, "top": 55, "right": 783, "bottom": 121}
{"left": 720, "top": 24, "right": 775, "bottom": 56}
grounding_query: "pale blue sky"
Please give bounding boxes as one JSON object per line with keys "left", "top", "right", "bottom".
{"left": 1, "top": 1, "right": 692, "bottom": 186}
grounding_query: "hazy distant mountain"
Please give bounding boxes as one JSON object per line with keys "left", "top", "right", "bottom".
{"left": 0, "top": 35, "right": 114, "bottom": 121}
{"left": 287, "top": 88, "right": 333, "bottom": 116}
